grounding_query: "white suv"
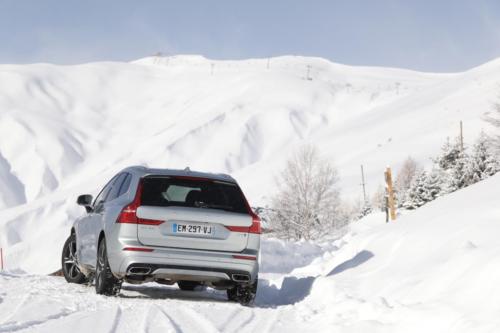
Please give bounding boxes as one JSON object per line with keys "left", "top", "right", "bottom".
{"left": 61, "top": 166, "right": 261, "bottom": 305}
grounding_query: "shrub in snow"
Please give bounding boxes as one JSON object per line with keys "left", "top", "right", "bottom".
{"left": 269, "top": 145, "right": 344, "bottom": 240}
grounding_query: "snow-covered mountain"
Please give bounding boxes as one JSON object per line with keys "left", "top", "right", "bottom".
{"left": 0, "top": 55, "right": 499, "bottom": 273}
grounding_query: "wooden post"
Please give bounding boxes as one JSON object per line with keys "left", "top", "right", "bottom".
{"left": 360, "top": 165, "right": 367, "bottom": 204}
{"left": 0, "top": 248, "right": 3, "bottom": 271}
{"left": 385, "top": 167, "right": 397, "bottom": 221}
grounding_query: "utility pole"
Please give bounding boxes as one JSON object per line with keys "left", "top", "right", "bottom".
{"left": 267, "top": 58, "right": 270, "bottom": 69}
{"left": 360, "top": 165, "right": 367, "bottom": 204}
{"left": 306, "top": 65, "right": 312, "bottom": 80}
{"left": 384, "top": 167, "right": 397, "bottom": 221}
{"left": 211, "top": 63, "right": 215, "bottom": 75}
{"left": 459, "top": 120, "right": 464, "bottom": 152}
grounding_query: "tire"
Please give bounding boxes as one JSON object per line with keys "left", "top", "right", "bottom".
{"left": 61, "top": 234, "right": 88, "bottom": 284}
{"left": 177, "top": 281, "right": 202, "bottom": 291}
{"left": 95, "top": 238, "right": 122, "bottom": 296}
{"left": 227, "top": 278, "right": 258, "bottom": 306}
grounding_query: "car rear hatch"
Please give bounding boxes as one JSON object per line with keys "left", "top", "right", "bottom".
{"left": 134, "top": 176, "right": 254, "bottom": 252}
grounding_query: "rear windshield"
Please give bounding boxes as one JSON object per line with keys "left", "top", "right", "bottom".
{"left": 141, "top": 176, "right": 248, "bottom": 214}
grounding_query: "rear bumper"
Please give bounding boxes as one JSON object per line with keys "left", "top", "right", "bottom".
{"left": 108, "top": 245, "right": 259, "bottom": 283}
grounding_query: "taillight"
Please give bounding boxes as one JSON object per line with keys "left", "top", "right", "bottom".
{"left": 226, "top": 212, "right": 261, "bottom": 234}
{"left": 248, "top": 212, "right": 262, "bottom": 234}
{"left": 116, "top": 180, "right": 164, "bottom": 225}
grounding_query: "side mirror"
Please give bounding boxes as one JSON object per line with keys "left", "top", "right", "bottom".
{"left": 77, "top": 194, "right": 93, "bottom": 213}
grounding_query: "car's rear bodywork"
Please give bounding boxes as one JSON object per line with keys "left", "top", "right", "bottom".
{"left": 74, "top": 166, "right": 260, "bottom": 290}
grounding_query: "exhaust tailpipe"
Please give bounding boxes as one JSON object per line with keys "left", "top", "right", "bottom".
{"left": 128, "top": 266, "right": 151, "bottom": 275}
{"left": 232, "top": 274, "right": 250, "bottom": 282}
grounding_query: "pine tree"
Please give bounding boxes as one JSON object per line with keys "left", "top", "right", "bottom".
{"left": 448, "top": 148, "right": 473, "bottom": 192}
{"left": 469, "top": 131, "right": 499, "bottom": 183}
{"left": 434, "top": 137, "right": 461, "bottom": 171}
{"left": 434, "top": 137, "right": 473, "bottom": 194}
{"left": 423, "top": 169, "right": 443, "bottom": 202}
{"left": 403, "top": 170, "right": 428, "bottom": 210}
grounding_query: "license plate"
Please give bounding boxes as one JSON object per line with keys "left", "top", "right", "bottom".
{"left": 172, "top": 223, "right": 214, "bottom": 235}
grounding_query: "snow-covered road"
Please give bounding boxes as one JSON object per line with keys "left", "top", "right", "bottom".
{"left": 0, "top": 273, "right": 288, "bottom": 333}
{"left": 0, "top": 236, "right": 341, "bottom": 333}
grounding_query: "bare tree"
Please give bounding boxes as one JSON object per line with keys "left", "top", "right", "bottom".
{"left": 371, "top": 184, "right": 387, "bottom": 212}
{"left": 394, "top": 156, "right": 421, "bottom": 206}
{"left": 269, "top": 145, "right": 342, "bottom": 240}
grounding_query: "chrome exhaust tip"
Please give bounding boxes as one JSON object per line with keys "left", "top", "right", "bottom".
{"left": 128, "top": 267, "right": 151, "bottom": 275}
{"left": 232, "top": 274, "right": 250, "bottom": 282}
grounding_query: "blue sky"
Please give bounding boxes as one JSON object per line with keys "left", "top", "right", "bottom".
{"left": 1, "top": 0, "right": 500, "bottom": 72}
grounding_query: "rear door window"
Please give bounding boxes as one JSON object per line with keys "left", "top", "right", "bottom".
{"left": 93, "top": 174, "right": 119, "bottom": 207}
{"left": 141, "top": 177, "right": 248, "bottom": 214}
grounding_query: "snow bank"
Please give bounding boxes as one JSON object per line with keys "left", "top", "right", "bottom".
{"left": 300, "top": 174, "right": 500, "bottom": 332}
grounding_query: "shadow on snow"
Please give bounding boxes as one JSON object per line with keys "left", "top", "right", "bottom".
{"left": 117, "top": 250, "right": 374, "bottom": 307}
{"left": 327, "top": 250, "right": 374, "bottom": 276}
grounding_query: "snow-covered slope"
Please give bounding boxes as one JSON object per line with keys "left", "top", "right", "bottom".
{"left": 300, "top": 173, "right": 500, "bottom": 332}
{"left": 1, "top": 173, "right": 499, "bottom": 332}
{"left": 0, "top": 55, "right": 499, "bottom": 273}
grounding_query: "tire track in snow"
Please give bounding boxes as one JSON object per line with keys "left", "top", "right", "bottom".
{"left": 220, "top": 308, "right": 255, "bottom": 333}
{"left": 141, "top": 304, "right": 181, "bottom": 333}
{"left": 256, "top": 308, "right": 280, "bottom": 333}
{"left": 157, "top": 307, "right": 183, "bottom": 333}
{"left": 0, "top": 309, "right": 75, "bottom": 332}
{"left": 109, "top": 306, "right": 122, "bottom": 333}
{"left": 0, "top": 293, "right": 30, "bottom": 325}
{"left": 222, "top": 307, "right": 282, "bottom": 333}
{"left": 217, "top": 308, "right": 242, "bottom": 331}
{"left": 232, "top": 311, "right": 256, "bottom": 332}
{"left": 172, "top": 306, "right": 221, "bottom": 333}
{"left": 141, "top": 305, "right": 154, "bottom": 333}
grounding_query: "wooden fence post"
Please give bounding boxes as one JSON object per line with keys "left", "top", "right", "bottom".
{"left": 385, "top": 167, "right": 397, "bottom": 221}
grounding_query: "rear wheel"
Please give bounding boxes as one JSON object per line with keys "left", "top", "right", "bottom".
{"left": 61, "top": 234, "right": 88, "bottom": 284}
{"left": 227, "top": 278, "right": 258, "bottom": 306}
{"left": 95, "top": 238, "right": 122, "bottom": 296}
{"left": 177, "top": 281, "right": 202, "bottom": 291}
